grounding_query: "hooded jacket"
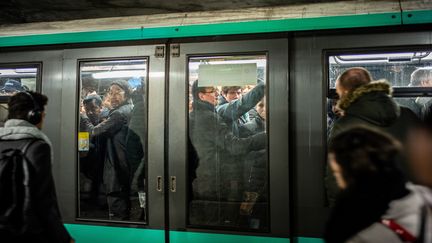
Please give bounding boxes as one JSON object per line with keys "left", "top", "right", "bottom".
{"left": 330, "top": 80, "right": 417, "bottom": 141}
{"left": 326, "top": 81, "right": 418, "bottom": 206}
{"left": 0, "top": 119, "right": 71, "bottom": 243}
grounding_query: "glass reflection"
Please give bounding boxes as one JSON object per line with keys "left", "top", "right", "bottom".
{"left": 187, "top": 55, "right": 269, "bottom": 230}
{"left": 0, "top": 64, "right": 40, "bottom": 126}
{"left": 78, "top": 59, "right": 148, "bottom": 222}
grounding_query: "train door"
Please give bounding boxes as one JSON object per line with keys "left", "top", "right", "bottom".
{"left": 167, "top": 39, "right": 290, "bottom": 241}
{"left": 62, "top": 45, "right": 166, "bottom": 241}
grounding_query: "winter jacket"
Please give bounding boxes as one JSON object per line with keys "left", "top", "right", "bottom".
{"left": 347, "top": 185, "right": 431, "bottom": 243}
{"left": 189, "top": 99, "right": 266, "bottom": 201}
{"left": 0, "top": 119, "right": 72, "bottom": 243}
{"left": 81, "top": 102, "right": 133, "bottom": 194}
{"left": 216, "top": 81, "right": 265, "bottom": 137}
{"left": 326, "top": 81, "right": 418, "bottom": 206}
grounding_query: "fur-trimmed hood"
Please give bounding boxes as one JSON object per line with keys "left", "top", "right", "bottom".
{"left": 337, "top": 80, "right": 393, "bottom": 110}
{"left": 336, "top": 80, "right": 400, "bottom": 127}
{"left": 0, "top": 119, "right": 53, "bottom": 162}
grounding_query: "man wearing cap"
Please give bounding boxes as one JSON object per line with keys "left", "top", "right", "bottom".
{"left": 80, "top": 80, "right": 133, "bottom": 220}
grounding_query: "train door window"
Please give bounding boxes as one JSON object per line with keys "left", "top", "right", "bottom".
{"left": 0, "top": 63, "right": 41, "bottom": 125}
{"left": 187, "top": 54, "right": 268, "bottom": 230}
{"left": 78, "top": 58, "right": 148, "bottom": 223}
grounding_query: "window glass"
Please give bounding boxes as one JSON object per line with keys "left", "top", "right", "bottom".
{"left": 78, "top": 58, "right": 148, "bottom": 223}
{"left": 0, "top": 64, "right": 40, "bottom": 125}
{"left": 187, "top": 55, "right": 268, "bottom": 230}
{"left": 328, "top": 51, "right": 432, "bottom": 88}
{"left": 326, "top": 51, "right": 432, "bottom": 207}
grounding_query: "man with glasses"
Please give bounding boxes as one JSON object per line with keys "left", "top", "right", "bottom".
{"left": 189, "top": 80, "right": 266, "bottom": 226}
{"left": 80, "top": 80, "right": 134, "bottom": 220}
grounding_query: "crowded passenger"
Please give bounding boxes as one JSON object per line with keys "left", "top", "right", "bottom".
{"left": 79, "top": 93, "right": 107, "bottom": 209}
{"left": 216, "top": 80, "right": 265, "bottom": 137}
{"left": 325, "top": 126, "right": 430, "bottom": 243}
{"left": 188, "top": 80, "right": 266, "bottom": 226}
{"left": 326, "top": 67, "right": 418, "bottom": 206}
{"left": 80, "top": 80, "right": 134, "bottom": 220}
{"left": 0, "top": 91, "right": 74, "bottom": 243}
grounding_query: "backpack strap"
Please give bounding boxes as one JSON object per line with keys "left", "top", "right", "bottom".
{"left": 381, "top": 219, "right": 417, "bottom": 243}
{"left": 414, "top": 205, "right": 428, "bottom": 243}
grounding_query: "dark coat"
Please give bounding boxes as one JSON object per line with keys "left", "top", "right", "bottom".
{"left": 189, "top": 99, "right": 266, "bottom": 201}
{"left": 81, "top": 102, "right": 133, "bottom": 194}
{"left": 326, "top": 81, "right": 418, "bottom": 206}
{"left": 0, "top": 120, "right": 71, "bottom": 243}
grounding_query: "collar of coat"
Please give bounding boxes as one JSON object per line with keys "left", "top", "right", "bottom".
{"left": 337, "top": 80, "right": 393, "bottom": 111}
{"left": 0, "top": 119, "right": 54, "bottom": 163}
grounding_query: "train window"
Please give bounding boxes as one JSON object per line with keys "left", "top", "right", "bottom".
{"left": 328, "top": 51, "right": 432, "bottom": 89}
{"left": 78, "top": 58, "right": 148, "bottom": 223}
{"left": 0, "top": 63, "right": 41, "bottom": 125}
{"left": 327, "top": 51, "right": 432, "bottom": 120}
{"left": 187, "top": 55, "right": 268, "bottom": 230}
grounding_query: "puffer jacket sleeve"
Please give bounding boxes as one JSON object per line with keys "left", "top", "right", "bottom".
{"left": 29, "top": 141, "right": 72, "bottom": 243}
{"left": 215, "top": 117, "right": 266, "bottom": 155}
{"left": 217, "top": 81, "right": 265, "bottom": 122}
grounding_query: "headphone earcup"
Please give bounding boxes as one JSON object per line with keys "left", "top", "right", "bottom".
{"left": 27, "top": 109, "right": 42, "bottom": 125}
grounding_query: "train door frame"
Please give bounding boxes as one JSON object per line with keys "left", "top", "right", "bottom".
{"left": 61, "top": 45, "right": 166, "bottom": 230}
{"left": 167, "top": 39, "right": 290, "bottom": 238}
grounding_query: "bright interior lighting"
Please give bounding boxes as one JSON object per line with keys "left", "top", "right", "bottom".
{"left": 92, "top": 70, "right": 146, "bottom": 79}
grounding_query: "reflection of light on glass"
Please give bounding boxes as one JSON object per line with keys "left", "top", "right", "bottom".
{"left": 329, "top": 52, "right": 432, "bottom": 64}
{"left": 92, "top": 70, "right": 146, "bottom": 79}
{"left": 0, "top": 69, "right": 37, "bottom": 77}
{"left": 149, "top": 71, "right": 164, "bottom": 78}
{"left": 189, "top": 59, "right": 266, "bottom": 71}
{"left": 82, "top": 64, "right": 146, "bottom": 71}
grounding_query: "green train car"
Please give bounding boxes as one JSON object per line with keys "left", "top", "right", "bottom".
{"left": 0, "top": 1, "right": 431, "bottom": 242}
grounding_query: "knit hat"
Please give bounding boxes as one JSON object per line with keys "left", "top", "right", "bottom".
{"left": 110, "top": 80, "right": 131, "bottom": 98}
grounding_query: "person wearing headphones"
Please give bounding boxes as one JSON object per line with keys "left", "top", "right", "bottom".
{"left": 0, "top": 91, "right": 74, "bottom": 243}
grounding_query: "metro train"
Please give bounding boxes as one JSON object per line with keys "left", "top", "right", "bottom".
{"left": 1, "top": 2, "right": 432, "bottom": 243}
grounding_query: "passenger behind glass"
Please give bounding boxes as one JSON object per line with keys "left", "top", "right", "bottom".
{"left": 80, "top": 80, "right": 134, "bottom": 220}
{"left": 326, "top": 67, "right": 418, "bottom": 206}
{"left": 79, "top": 94, "right": 107, "bottom": 212}
{"left": 126, "top": 82, "right": 147, "bottom": 221}
{"left": 326, "top": 126, "right": 430, "bottom": 243}
{"left": 189, "top": 80, "right": 266, "bottom": 227}
{"left": 240, "top": 99, "right": 266, "bottom": 137}
{"left": 216, "top": 80, "right": 265, "bottom": 137}
{"left": 412, "top": 67, "right": 432, "bottom": 121}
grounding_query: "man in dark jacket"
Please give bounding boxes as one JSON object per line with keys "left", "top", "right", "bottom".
{"left": 189, "top": 80, "right": 266, "bottom": 226}
{"left": 326, "top": 67, "right": 418, "bottom": 206}
{"left": 80, "top": 80, "right": 133, "bottom": 220}
{"left": 0, "top": 91, "right": 73, "bottom": 243}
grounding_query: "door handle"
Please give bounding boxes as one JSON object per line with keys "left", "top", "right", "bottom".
{"left": 170, "top": 176, "right": 176, "bottom": 192}
{"left": 156, "top": 176, "right": 162, "bottom": 192}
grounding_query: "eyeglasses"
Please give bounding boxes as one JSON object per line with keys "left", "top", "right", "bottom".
{"left": 108, "top": 90, "right": 125, "bottom": 96}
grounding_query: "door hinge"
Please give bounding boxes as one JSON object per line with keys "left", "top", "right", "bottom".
{"left": 155, "top": 46, "right": 165, "bottom": 58}
{"left": 171, "top": 44, "right": 180, "bottom": 58}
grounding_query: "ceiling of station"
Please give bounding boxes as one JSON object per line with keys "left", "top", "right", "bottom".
{"left": 0, "top": 0, "right": 344, "bottom": 24}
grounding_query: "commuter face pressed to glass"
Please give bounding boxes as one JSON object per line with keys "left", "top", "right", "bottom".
{"left": 199, "top": 87, "right": 219, "bottom": 106}
{"left": 224, "top": 88, "right": 242, "bottom": 102}
{"left": 109, "top": 84, "right": 126, "bottom": 109}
